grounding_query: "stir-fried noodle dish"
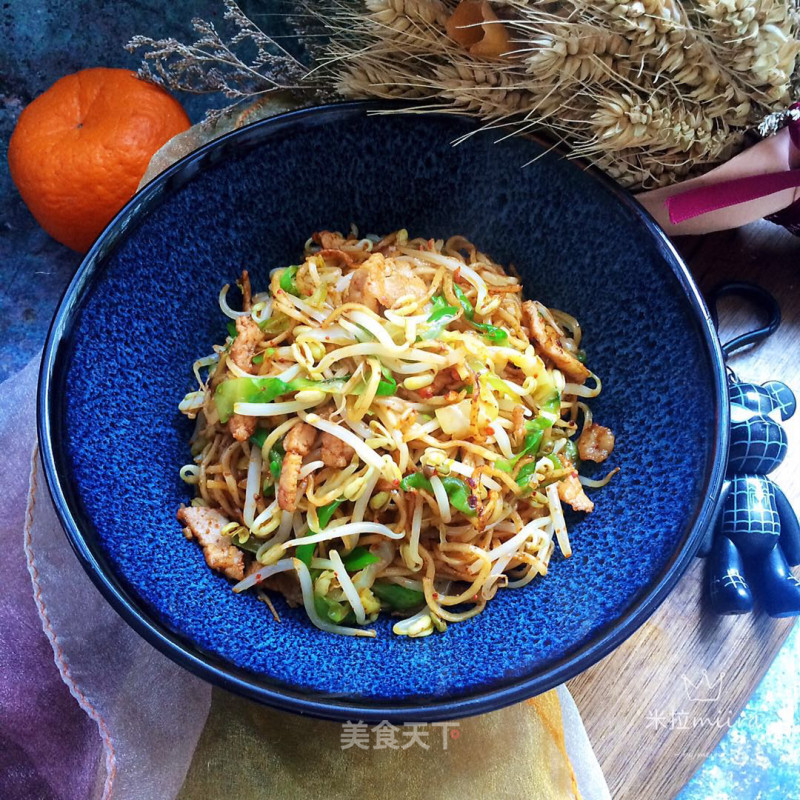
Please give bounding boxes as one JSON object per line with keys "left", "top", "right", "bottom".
{"left": 178, "top": 229, "right": 617, "bottom": 638}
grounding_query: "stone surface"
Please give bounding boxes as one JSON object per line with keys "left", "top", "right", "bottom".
{"left": 679, "top": 623, "right": 800, "bottom": 800}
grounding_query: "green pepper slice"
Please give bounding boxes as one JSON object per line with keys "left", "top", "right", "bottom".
{"left": 228, "top": 530, "right": 261, "bottom": 554}
{"left": 372, "top": 582, "right": 425, "bottom": 610}
{"left": 515, "top": 460, "right": 540, "bottom": 489}
{"left": 400, "top": 473, "right": 476, "bottom": 516}
{"left": 314, "top": 593, "right": 356, "bottom": 624}
{"left": 342, "top": 546, "right": 380, "bottom": 572}
{"left": 295, "top": 532, "right": 316, "bottom": 568}
{"left": 420, "top": 295, "right": 460, "bottom": 340}
{"left": 269, "top": 440, "right": 284, "bottom": 481}
{"left": 298, "top": 499, "right": 346, "bottom": 567}
{"left": 563, "top": 439, "right": 579, "bottom": 465}
{"left": 473, "top": 321, "right": 508, "bottom": 344}
{"left": 453, "top": 284, "right": 474, "bottom": 320}
{"left": 440, "top": 475, "right": 477, "bottom": 516}
{"left": 317, "top": 498, "right": 344, "bottom": 529}
{"left": 495, "top": 415, "right": 555, "bottom": 473}
{"left": 452, "top": 284, "right": 508, "bottom": 344}
{"left": 279, "top": 265, "right": 301, "bottom": 296}
{"left": 376, "top": 365, "right": 397, "bottom": 396}
{"left": 399, "top": 472, "right": 433, "bottom": 493}
{"left": 249, "top": 429, "right": 269, "bottom": 449}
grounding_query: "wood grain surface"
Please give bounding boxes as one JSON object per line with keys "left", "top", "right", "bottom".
{"left": 567, "top": 220, "right": 800, "bottom": 800}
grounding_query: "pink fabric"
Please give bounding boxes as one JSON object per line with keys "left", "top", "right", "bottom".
{"left": 1, "top": 355, "right": 212, "bottom": 800}
{"left": 0, "top": 357, "right": 102, "bottom": 800}
{"left": 663, "top": 104, "right": 800, "bottom": 233}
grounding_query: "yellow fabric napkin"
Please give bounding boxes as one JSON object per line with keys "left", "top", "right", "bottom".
{"left": 177, "top": 689, "right": 580, "bottom": 800}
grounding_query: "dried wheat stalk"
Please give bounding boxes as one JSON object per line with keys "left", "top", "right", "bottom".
{"left": 315, "top": 0, "right": 800, "bottom": 188}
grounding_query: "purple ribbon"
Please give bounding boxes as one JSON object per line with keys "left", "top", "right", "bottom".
{"left": 665, "top": 103, "right": 800, "bottom": 226}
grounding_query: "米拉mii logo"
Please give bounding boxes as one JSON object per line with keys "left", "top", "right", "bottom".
{"left": 681, "top": 669, "right": 725, "bottom": 703}
{"left": 646, "top": 670, "right": 759, "bottom": 733}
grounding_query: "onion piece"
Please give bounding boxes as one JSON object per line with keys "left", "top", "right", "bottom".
{"left": 330, "top": 550, "right": 367, "bottom": 625}
{"left": 243, "top": 445, "right": 262, "bottom": 529}
{"left": 546, "top": 483, "right": 571, "bottom": 557}
{"left": 299, "top": 460, "right": 325, "bottom": 480}
{"left": 277, "top": 363, "right": 303, "bottom": 382}
{"left": 491, "top": 423, "right": 513, "bottom": 459}
{"left": 484, "top": 517, "right": 551, "bottom": 566}
{"left": 179, "top": 391, "right": 206, "bottom": 414}
{"left": 218, "top": 284, "right": 250, "bottom": 319}
{"left": 446, "top": 460, "right": 501, "bottom": 491}
{"left": 192, "top": 354, "right": 219, "bottom": 388}
{"left": 293, "top": 559, "right": 376, "bottom": 637}
{"left": 335, "top": 272, "right": 354, "bottom": 292}
{"left": 281, "top": 291, "right": 329, "bottom": 323}
{"left": 351, "top": 542, "right": 394, "bottom": 591}
{"left": 435, "top": 400, "right": 472, "bottom": 437}
{"left": 348, "top": 310, "right": 405, "bottom": 351}
{"left": 232, "top": 558, "right": 294, "bottom": 593}
{"left": 578, "top": 467, "right": 620, "bottom": 488}
{"left": 235, "top": 399, "right": 323, "bottom": 417}
{"left": 429, "top": 475, "right": 451, "bottom": 524}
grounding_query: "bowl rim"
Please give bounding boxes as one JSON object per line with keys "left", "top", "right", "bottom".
{"left": 37, "top": 99, "right": 730, "bottom": 722}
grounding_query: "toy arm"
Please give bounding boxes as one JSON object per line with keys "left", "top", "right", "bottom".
{"left": 697, "top": 480, "right": 731, "bottom": 558}
{"left": 774, "top": 483, "right": 800, "bottom": 566}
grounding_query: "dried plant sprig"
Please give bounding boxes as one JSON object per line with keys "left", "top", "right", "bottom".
{"left": 126, "top": 0, "right": 800, "bottom": 186}
{"left": 126, "top": 0, "right": 320, "bottom": 121}
{"left": 312, "top": 0, "right": 800, "bottom": 188}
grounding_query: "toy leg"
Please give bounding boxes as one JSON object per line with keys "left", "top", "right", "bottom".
{"left": 751, "top": 546, "right": 800, "bottom": 618}
{"left": 708, "top": 535, "right": 753, "bottom": 615}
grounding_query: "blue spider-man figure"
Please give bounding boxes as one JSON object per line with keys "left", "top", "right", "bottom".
{"left": 706, "top": 378, "right": 800, "bottom": 616}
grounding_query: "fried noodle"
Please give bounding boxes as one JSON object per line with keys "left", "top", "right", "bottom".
{"left": 177, "top": 229, "right": 616, "bottom": 638}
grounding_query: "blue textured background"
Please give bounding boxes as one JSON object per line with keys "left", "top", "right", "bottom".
{"left": 3, "top": 0, "right": 797, "bottom": 795}
{"left": 52, "top": 109, "right": 717, "bottom": 706}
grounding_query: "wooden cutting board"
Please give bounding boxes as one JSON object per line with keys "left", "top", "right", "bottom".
{"left": 567, "top": 220, "right": 800, "bottom": 799}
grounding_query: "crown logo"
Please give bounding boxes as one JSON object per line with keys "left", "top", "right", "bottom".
{"left": 681, "top": 670, "right": 724, "bottom": 703}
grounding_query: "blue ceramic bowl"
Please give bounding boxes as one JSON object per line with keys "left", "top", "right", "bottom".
{"left": 38, "top": 102, "right": 728, "bottom": 721}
